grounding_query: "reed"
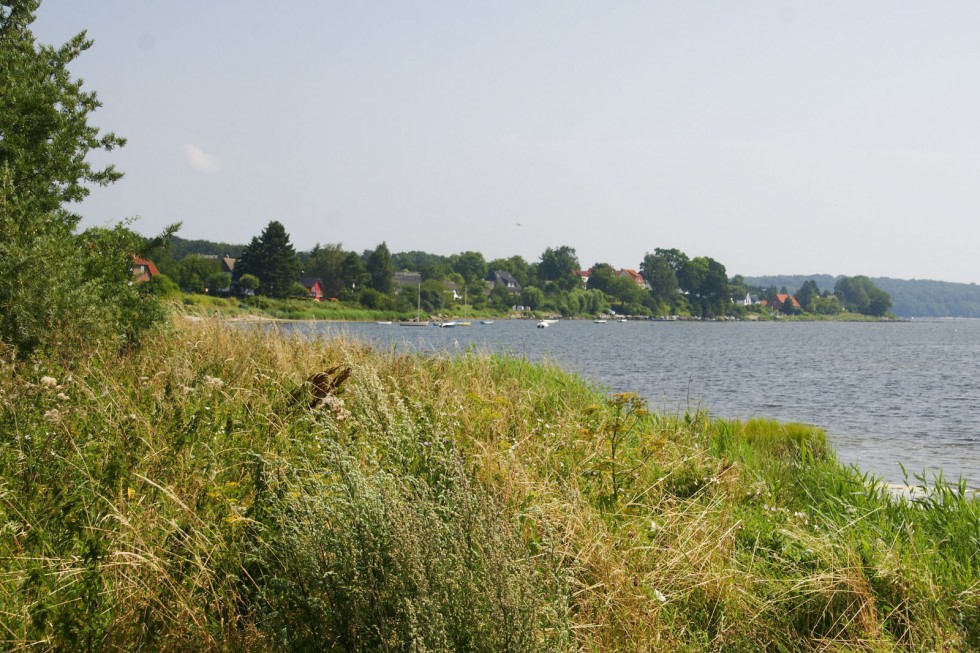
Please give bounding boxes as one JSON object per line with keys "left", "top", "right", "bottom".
{"left": 0, "top": 319, "right": 976, "bottom": 651}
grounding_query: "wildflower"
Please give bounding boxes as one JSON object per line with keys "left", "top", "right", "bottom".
{"left": 56, "top": 392, "right": 68, "bottom": 402}
{"left": 43, "top": 409, "right": 61, "bottom": 422}
{"left": 203, "top": 375, "right": 224, "bottom": 389}
{"left": 40, "top": 376, "right": 57, "bottom": 389}
{"left": 653, "top": 589, "right": 667, "bottom": 603}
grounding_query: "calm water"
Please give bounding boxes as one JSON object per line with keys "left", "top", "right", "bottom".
{"left": 281, "top": 318, "right": 980, "bottom": 488}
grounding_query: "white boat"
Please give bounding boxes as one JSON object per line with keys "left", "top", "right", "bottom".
{"left": 481, "top": 320, "right": 494, "bottom": 325}
{"left": 376, "top": 321, "right": 392, "bottom": 325}
{"left": 439, "top": 321, "right": 458, "bottom": 328}
{"left": 594, "top": 319, "right": 607, "bottom": 324}
{"left": 536, "top": 320, "right": 550, "bottom": 328}
{"left": 617, "top": 318, "right": 628, "bottom": 323}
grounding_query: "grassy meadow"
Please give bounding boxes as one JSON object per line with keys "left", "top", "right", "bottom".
{"left": 0, "top": 318, "right": 978, "bottom": 651}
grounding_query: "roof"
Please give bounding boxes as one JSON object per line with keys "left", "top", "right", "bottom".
{"left": 488, "top": 270, "right": 522, "bottom": 290}
{"left": 394, "top": 271, "right": 422, "bottom": 286}
{"left": 132, "top": 257, "right": 160, "bottom": 282}
{"left": 299, "top": 277, "right": 323, "bottom": 289}
{"left": 774, "top": 293, "right": 801, "bottom": 310}
{"left": 618, "top": 268, "right": 646, "bottom": 284}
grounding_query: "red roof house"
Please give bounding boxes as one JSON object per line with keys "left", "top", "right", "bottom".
{"left": 132, "top": 257, "right": 160, "bottom": 283}
{"left": 300, "top": 277, "right": 324, "bottom": 301}
{"left": 772, "top": 293, "right": 801, "bottom": 312}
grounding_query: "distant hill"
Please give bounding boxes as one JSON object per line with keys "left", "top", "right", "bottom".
{"left": 743, "top": 275, "right": 980, "bottom": 318}
{"left": 169, "top": 236, "right": 246, "bottom": 261}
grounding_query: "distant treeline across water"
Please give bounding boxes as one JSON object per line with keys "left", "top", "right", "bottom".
{"left": 744, "top": 274, "right": 980, "bottom": 318}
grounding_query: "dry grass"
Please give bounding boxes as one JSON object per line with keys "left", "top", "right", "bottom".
{"left": 0, "top": 318, "right": 977, "bottom": 651}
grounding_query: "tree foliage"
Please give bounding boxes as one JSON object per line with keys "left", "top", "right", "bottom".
{"left": 366, "top": 242, "right": 394, "bottom": 294}
{"left": 0, "top": 1, "right": 169, "bottom": 358}
{"left": 835, "top": 276, "right": 892, "bottom": 316}
{"left": 235, "top": 220, "right": 301, "bottom": 298}
{"left": 538, "top": 246, "right": 581, "bottom": 291}
{"left": 679, "top": 256, "right": 729, "bottom": 318}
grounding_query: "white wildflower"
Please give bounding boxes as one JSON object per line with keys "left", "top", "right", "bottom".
{"left": 653, "top": 589, "right": 667, "bottom": 603}
{"left": 40, "top": 376, "right": 57, "bottom": 389}
{"left": 56, "top": 392, "right": 68, "bottom": 402}
{"left": 203, "top": 375, "right": 224, "bottom": 389}
{"left": 43, "top": 409, "right": 61, "bottom": 422}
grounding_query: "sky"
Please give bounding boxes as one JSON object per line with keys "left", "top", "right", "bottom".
{"left": 32, "top": 1, "right": 980, "bottom": 284}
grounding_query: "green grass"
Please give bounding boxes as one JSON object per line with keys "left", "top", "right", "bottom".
{"left": 0, "top": 319, "right": 976, "bottom": 651}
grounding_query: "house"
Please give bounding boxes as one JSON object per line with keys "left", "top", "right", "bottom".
{"left": 394, "top": 271, "right": 422, "bottom": 287}
{"left": 445, "top": 281, "right": 462, "bottom": 301}
{"left": 487, "top": 270, "right": 522, "bottom": 294}
{"left": 131, "top": 257, "right": 159, "bottom": 283}
{"left": 299, "top": 277, "right": 324, "bottom": 301}
{"left": 575, "top": 269, "right": 591, "bottom": 287}
{"left": 772, "top": 293, "right": 801, "bottom": 312}
{"left": 199, "top": 254, "right": 237, "bottom": 274}
{"left": 617, "top": 269, "right": 649, "bottom": 289}
{"left": 735, "top": 292, "right": 759, "bottom": 306}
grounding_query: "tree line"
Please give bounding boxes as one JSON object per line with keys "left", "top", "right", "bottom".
{"left": 155, "top": 221, "right": 892, "bottom": 319}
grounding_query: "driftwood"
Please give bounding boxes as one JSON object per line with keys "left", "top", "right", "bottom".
{"left": 289, "top": 365, "right": 352, "bottom": 409}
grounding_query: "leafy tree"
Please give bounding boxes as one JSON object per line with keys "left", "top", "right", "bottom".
{"left": 586, "top": 263, "right": 617, "bottom": 293}
{"left": 680, "top": 256, "right": 729, "bottom": 318}
{"left": 641, "top": 249, "right": 687, "bottom": 308}
{"left": 306, "top": 242, "right": 348, "bottom": 297}
{"left": 206, "top": 271, "right": 231, "bottom": 293}
{"left": 449, "top": 251, "right": 488, "bottom": 285}
{"left": 341, "top": 251, "right": 369, "bottom": 293}
{"left": 419, "top": 280, "right": 445, "bottom": 312}
{"left": 236, "top": 221, "right": 301, "bottom": 298}
{"left": 606, "top": 274, "right": 649, "bottom": 313}
{"left": 146, "top": 273, "right": 180, "bottom": 298}
{"left": 835, "top": 276, "right": 892, "bottom": 316}
{"left": 795, "top": 279, "right": 821, "bottom": 313}
{"left": 537, "top": 246, "right": 580, "bottom": 291}
{"left": 391, "top": 250, "right": 448, "bottom": 274}
{"left": 366, "top": 242, "right": 394, "bottom": 294}
{"left": 0, "top": 2, "right": 169, "bottom": 358}
{"left": 237, "top": 273, "right": 260, "bottom": 295}
{"left": 488, "top": 284, "right": 513, "bottom": 309}
{"left": 520, "top": 286, "right": 545, "bottom": 310}
{"left": 166, "top": 254, "right": 223, "bottom": 293}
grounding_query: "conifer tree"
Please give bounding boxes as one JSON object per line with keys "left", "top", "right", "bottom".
{"left": 235, "top": 220, "right": 301, "bottom": 298}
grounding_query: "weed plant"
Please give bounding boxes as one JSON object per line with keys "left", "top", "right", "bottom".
{"left": 0, "top": 319, "right": 976, "bottom": 651}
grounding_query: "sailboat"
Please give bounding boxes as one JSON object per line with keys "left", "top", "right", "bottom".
{"left": 399, "top": 281, "right": 429, "bottom": 326}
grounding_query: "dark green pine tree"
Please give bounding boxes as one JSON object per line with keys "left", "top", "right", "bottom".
{"left": 366, "top": 242, "right": 394, "bottom": 294}
{"left": 236, "top": 220, "right": 301, "bottom": 298}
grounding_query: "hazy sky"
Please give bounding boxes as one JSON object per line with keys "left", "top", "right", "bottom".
{"left": 33, "top": 2, "right": 980, "bottom": 283}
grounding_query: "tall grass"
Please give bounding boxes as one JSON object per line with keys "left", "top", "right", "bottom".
{"left": 0, "top": 319, "right": 976, "bottom": 651}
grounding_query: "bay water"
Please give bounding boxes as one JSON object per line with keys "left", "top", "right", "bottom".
{"left": 283, "top": 318, "right": 980, "bottom": 488}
